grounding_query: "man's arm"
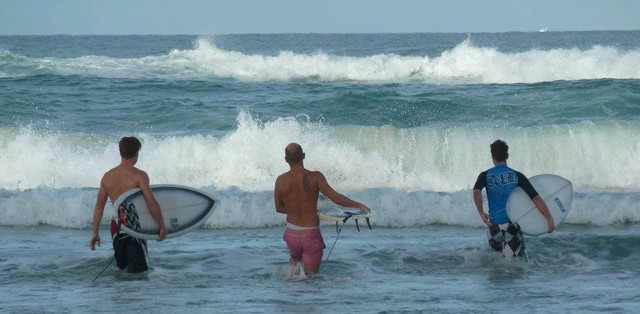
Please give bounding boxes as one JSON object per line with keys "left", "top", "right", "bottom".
{"left": 473, "top": 173, "right": 492, "bottom": 226}
{"left": 274, "top": 177, "right": 286, "bottom": 214}
{"left": 532, "top": 196, "right": 555, "bottom": 233}
{"left": 317, "top": 172, "right": 370, "bottom": 213}
{"left": 139, "top": 172, "right": 166, "bottom": 241}
{"left": 473, "top": 189, "right": 492, "bottom": 227}
{"left": 90, "top": 179, "right": 108, "bottom": 250}
{"left": 517, "top": 172, "right": 554, "bottom": 233}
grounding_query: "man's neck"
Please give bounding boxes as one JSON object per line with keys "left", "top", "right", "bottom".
{"left": 120, "top": 158, "right": 137, "bottom": 168}
{"left": 289, "top": 162, "right": 305, "bottom": 171}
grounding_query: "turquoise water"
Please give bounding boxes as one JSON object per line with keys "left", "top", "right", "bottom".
{"left": 1, "top": 32, "right": 640, "bottom": 312}
{"left": 2, "top": 225, "right": 639, "bottom": 313}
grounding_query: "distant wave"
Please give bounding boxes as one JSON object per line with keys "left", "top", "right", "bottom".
{"left": 1, "top": 38, "right": 640, "bottom": 83}
{"left": 2, "top": 110, "right": 640, "bottom": 192}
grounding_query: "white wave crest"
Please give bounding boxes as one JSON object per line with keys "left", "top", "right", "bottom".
{"left": 2, "top": 38, "right": 640, "bottom": 83}
{"left": 2, "top": 111, "right": 640, "bottom": 193}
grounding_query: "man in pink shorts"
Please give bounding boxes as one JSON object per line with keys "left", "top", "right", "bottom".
{"left": 274, "top": 143, "right": 370, "bottom": 275}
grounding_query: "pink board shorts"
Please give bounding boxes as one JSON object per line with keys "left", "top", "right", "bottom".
{"left": 283, "top": 227, "right": 326, "bottom": 269}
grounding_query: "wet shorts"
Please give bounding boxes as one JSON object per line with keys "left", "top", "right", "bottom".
{"left": 488, "top": 222, "right": 525, "bottom": 258}
{"left": 283, "top": 226, "right": 326, "bottom": 270}
{"left": 111, "top": 219, "right": 149, "bottom": 273}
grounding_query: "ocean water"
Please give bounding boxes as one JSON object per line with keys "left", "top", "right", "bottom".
{"left": 1, "top": 32, "right": 640, "bottom": 313}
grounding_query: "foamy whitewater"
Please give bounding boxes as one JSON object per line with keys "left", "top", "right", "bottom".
{"left": 1, "top": 32, "right": 640, "bottom": 313}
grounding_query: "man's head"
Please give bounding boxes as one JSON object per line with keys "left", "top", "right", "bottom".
{"left": 119, "top": 137, "right": 142, "bottom": 160}
{"left": 490, "top": 139, "right": 509, "bottom": 163}
{"left": 285, "top": 143, "right": 305, "bottom": 164}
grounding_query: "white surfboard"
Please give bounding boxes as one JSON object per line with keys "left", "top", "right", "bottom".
{"left": 113, "top": 184, "right": 218, "bottom": 240}
{"left": 506, "top": 174, "right": 573, "bottom": 236}
{"left": 319, "top": 208, "right": 372, "bottom": 232}
{"left": 318, "top": 209, "right": 371, "bottom": 222}
{"left": 317, "top": 195, "right": 371, "bottom": 222}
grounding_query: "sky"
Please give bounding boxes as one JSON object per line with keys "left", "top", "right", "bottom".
{"left": 1, "top": 0, "right": 639, "bottom": 35}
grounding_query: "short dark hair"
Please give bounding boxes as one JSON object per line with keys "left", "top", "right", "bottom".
{"left": 490, "top": 140, "right": 509, "bottom": 162}
{"left": 285, "top": 143, "right": 304, "bottom": 164}
{"left": 119, "top": 137, "right": 141, "bottom": 159}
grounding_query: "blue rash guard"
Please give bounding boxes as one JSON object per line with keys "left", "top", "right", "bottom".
{"left": 473, "top": 164, "right": 538, "bottom": 224}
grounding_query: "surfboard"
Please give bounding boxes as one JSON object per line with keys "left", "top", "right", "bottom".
{"left": 318, "top": 209, "right": 371, "bottom": 222}
{"left": 319, "top": 207, "right": 372, "bottom": 232}
{"left": 506, "top": 174, "right": 573, "bottom": 236}
{"left": 113, "top": 184, "right": 218, "bottom": 240}
{"left": 317, "top": 194, "right": 372, "bottom": 231}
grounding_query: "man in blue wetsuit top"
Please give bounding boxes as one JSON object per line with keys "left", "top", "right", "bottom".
{"left": 473, "top": 140, "right": 554, "bottom": 257}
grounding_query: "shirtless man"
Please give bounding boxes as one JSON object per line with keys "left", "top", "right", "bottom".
{"left": 274, "top": 143, "right": 370, "bottom": 275}
{"left": 89, "top": 137, "right": 166, "bottom": 273}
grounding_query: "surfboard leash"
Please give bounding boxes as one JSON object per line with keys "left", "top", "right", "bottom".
{"left": 321, "top": 212, "right": 373, "bottom": 272}
{"left": 319, "top": 218, "right": 348, "bottom": 273}
{"left": 92, "top": 220, "right": 122, "bottom": 283}
{"left": 92, "top": 254, "right": 115, "bottom": 283}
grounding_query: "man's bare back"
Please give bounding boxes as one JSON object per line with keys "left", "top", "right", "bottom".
{"left": 274, "top": 168, "right": 323, "bottom": 227}
{"left": 274, "top": 143, "right": 370, "bottom": 227}
{"left": 102, "top": 165, "right": 150, "bottom": 204}
{"left": 90, "top": 138, "right": 165, "bottom": 251}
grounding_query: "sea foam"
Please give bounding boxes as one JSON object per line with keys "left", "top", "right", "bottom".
{"left": 1, "top": 38, "right": 639, "bottom": 83}
{"left": 1, "top": 186, "right": 639, "bottom": 228}
{"left": 2, "top": 111, "right": 640, "bottom": 192}
{"left": 3, "top": 111, "right": 640, "bottom": 228}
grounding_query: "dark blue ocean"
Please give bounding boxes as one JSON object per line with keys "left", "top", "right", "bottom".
{"left": 1, "top": 32, "right": 640, "bottom": 313}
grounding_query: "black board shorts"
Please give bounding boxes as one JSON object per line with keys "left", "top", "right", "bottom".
{"left": 112, "top": 232, "right": 149, "bottom": 273}
{"left": 111, "top": 219, "right": 149, "bottom": 273}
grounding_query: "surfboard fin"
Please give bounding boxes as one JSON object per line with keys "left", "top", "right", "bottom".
{"left": 331, "top": 211, "right": 372, "bottom": 232}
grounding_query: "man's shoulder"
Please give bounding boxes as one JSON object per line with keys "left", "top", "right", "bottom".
{"left": 132, "top": 166, "right": 148, "bottom": 176}
{"left": 101, "top": 166, "right": 119, "bottom": 182}
{"left": 307, "top": 170, "right": 325, "bottom": 180}
{"left": 276, "top": 171, "right": 288, "bottom": 181}
{"left": 274, "top": 172, "right": 290, "bottom": 188}
{"left": 277, "top": 169, "right": 323, "bottom": 177}
{"left": 487, "top": 164, "right": 514, "bottom": 173}
{"left": 103, "top": 165, "right": 148, "bottom": 184}
{"left": 513, "top": 170, "right": 528, "bottom": 179}
{"left": 473, "top": 170, "right": 488, "bottom": 190}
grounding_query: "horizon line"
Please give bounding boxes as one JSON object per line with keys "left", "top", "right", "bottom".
{"left": 1, "top": 29, "right": 639, "bottom": 36}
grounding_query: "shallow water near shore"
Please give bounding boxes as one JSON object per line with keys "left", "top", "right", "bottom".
{"left": 1, "top": 224, "right": 639, "bottom": 313}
